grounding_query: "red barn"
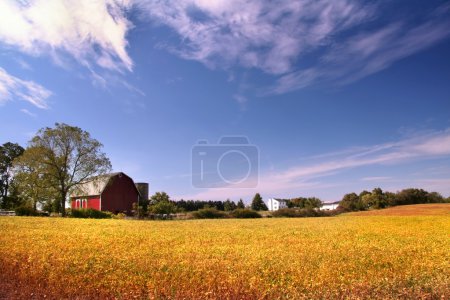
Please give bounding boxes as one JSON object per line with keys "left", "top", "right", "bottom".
{"left": 70, "top": 172, "right": 140, "bottom": 214}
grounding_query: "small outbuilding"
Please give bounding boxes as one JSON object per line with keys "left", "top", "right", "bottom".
{"left": 70, "top": 172, "right": 140, "bottom": 214}
{"left": 320, "top": 202, "right": 340, "bottom": 210}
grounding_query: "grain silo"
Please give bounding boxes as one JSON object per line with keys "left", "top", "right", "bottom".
{"left": 135, "top": 182, "right": 149, "bottom": 202}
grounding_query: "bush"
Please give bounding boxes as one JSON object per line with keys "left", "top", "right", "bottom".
{"left": 112, "top": 213, "right": 126, "bottom": 219}
{"left": 149, "top": 201, "right": 178, "bottom": 215}
{"left": 191, "top": 208, "right": 227, "bottom": 219}
{"left": 230, "top": 209, "right": 261, "bottom": 218}
{"left": 71, "top": 208, "right": 111, "bottom": 219}
{"left": 15, "top": 206, "right": 39, "bottom": 216}
{"left": 271, "top": 208, "right": 327, "bottom": 218}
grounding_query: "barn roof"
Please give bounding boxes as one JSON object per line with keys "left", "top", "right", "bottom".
{"left": 69, "top": 172, "right": 135, "bottom": 198}
{"left": 321, "top": 201, "right": 340, "bottom": 205}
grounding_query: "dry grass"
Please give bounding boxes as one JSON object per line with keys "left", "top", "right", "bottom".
{"left": 346, "top": 203, "right": 450, "bottom": 216}
{"left": 0, "top": 211, "right": 449, "bottom": 299}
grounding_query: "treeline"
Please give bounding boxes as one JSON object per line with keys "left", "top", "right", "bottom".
{"left": 174, "top": 199, "right": 246, "bottom": 211}
{"left": 138, "top": 192, "right": 267, "bottom": 216}
{"left": 287, "top": 197, "right": 322, "bottom": 209}
{"left": 167, "top": 194, "right": 323, "bottom": 212}
{"left": 339, "top": 187, "right": 450, "bottom": 211}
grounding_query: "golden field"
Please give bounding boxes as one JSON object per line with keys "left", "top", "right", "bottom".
{"left": 1, "top": 204, "right": 449, "bottom": 299}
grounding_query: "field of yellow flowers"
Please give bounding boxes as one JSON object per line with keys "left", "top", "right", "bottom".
{"left": 1, "top": 208, "right": 449, "bottom": 299}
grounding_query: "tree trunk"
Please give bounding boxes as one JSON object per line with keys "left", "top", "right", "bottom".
{"left": 60, "top": 191, "right": 66, "bottom": 217}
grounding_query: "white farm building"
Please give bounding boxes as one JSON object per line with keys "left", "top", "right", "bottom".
{"left": 266, "top": 198, "right": 289, "bottom": 211}
{"left": 320, "top": 202, "right": 340, "bottom": 210}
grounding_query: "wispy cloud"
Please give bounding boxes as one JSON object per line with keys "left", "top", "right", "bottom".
{"left": 2, "top": 1, "right": 449, "bottom": 96}
{"left": 361, "top": 176, "right": 391, "bottom": 182}
{"left": 181, "top": 128, "right": 450, "bottom": 200}
{"left": 139, "top": 0, "right": 372, "bottom": 75}
{"left": 0, "top": 67, "right": 51, "bottom": 109}
{"left": 271, "top": 6, "right": 450, "bottom": 94}
{"left": 20, "top": 108, "right": 37, "bottom": 117}
{"left": 135, "top": 1, "right": 450, "bottom": 94}
{"left": 15, "top": 58, "right": 32, "bottom": 71}
{"left": 0, "top": 0, "right": 133, "bottom": 72}
{"left": 233, "top": 94, "right": 248, "bottom": 110}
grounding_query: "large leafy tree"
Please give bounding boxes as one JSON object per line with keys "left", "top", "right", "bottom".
{"left": 148, "top": 192, "right": 176, "bottom": 215}
{"left": 13, "top": 147, "right": 58, "bottom": 211}
{"left": 0, "top": 142, "right": 24, "bottom": 208}
{"left": 149, "top": 201, "right": 178, "bottom": 215}
{"left": 339, "top": 193, "right": 364, "bottom": 211}
{"left": 17, "top": 123, "right": 111, "bottom": 216}
{"left": 251, "top": 193, "right": 268, "bottom": 211}
{"left": 150, "top": 191, "right": 170, "bottom": 205}
{"left": 362, "top": 188, "right": 388, "bottom": 209}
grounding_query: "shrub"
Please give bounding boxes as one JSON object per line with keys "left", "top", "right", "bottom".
{"left": 71, "top": 208, "right": 111, "bottom": 219}
{"left": 191, "top": 208, "right": 227, "bottom": 219}
{"left": 112, "top": 213, "right": 127, "bottom": 220}
{"left": 15, "top": 206, "right": 39, "bottom": 216}
{"left": 149, "top": 201, "right": 178, "bottom": 215}
{"left": 230, "top": 209, "right": 261, "bottom": 218}
{"left": 271, "top": 208, "right": 327, "bottom": 218}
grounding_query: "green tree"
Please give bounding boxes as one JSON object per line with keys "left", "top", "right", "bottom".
{"left": 304, "top": 197, "right": 322, "bottom": 209}
{"left": 224, "top": 199, "right": 237, "bottom": 211}
{"left": 371, "top": 187, "right": 388, "bottom": 209}
{"left": 251, "top": 193, "right": 268, "bottom": 211}
{"left": 237, "top": 198, "right": 245, "bottom": 209}
{"left": 149, "top": 200, "right": 177, "bottom": 214}
{"left": 289, "top": 197, "right": 322, "bottom": 209}
{"left": 150, "top": 192, "right": 170, "bottom": 205}
{"left": 361, "top": 188, "right": 387, "bottom": 209}
{"left": 2, "top": 179, "right": 25, "bottom": 210}
{"left": 13, "top": 147, "right": 58, "bottom": 211}
{"left": 385, "top": 191, "right": 398, "bottom": 207}
{"left": 359, "top": 190, "right": 370, "bottom": 199}
{"left": 339, "top": 193, "right": 363, "bottom": 211}
{"left": 18, "top": 123, "right": 111, "bottom": 216}
{"left": 361, "top": 193, "right": 375, "bottom": 209}
{"left": 288, "top": 197, "right": 306, "bottom": 208}
{"left": 0, "top": 142, "right": 24, "bottom": 208}
{"left": 426, "top": 191, "right": 444, "bottom": 203}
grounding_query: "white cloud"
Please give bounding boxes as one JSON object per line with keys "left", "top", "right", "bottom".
{"left": 15, "top": 58, "right": 32, "bottom": 71}
{"left": 0, "top": 67, "right": 51, "bottom": 109}
{"left": 20, "top": 108, "right": 37, "bottom": 117}
{"left": 1, "top": 1, "right": 448, "bottom": 95}
{"left": 271, "top": 9, "right": 450, "bottom": 94}
{"left": 139, "top": 0, "right": 372, "bottom": 75}
{"left": 182, "top": 129, "right": 450, "bottom": 200}
{"left": 0, "top": 0, "right": 133, "bottom": 72}
{"left": 135, "top": 1, "right": 450, "bottom": 94}
{"left": 361, "top": 176, "right": 391, "bottom": 182}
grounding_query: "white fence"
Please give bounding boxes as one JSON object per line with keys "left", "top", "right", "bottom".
{"left": 0, "top": 210, "right": 16, "bottom": 216}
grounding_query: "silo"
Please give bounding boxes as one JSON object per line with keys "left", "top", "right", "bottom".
{"left": 135, "top": 182, "right": 149, "bottom": 202}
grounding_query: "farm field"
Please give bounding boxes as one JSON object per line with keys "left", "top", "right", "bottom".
{"left": 1, "top": 205, "right": 449, "bottom": 299}
{"left": 345, "top": 203, "right": 450, "bottom": 216}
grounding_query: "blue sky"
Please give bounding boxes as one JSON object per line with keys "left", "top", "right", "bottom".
{"left": 1, "top": 0, "right": 449, "bottom": 203}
